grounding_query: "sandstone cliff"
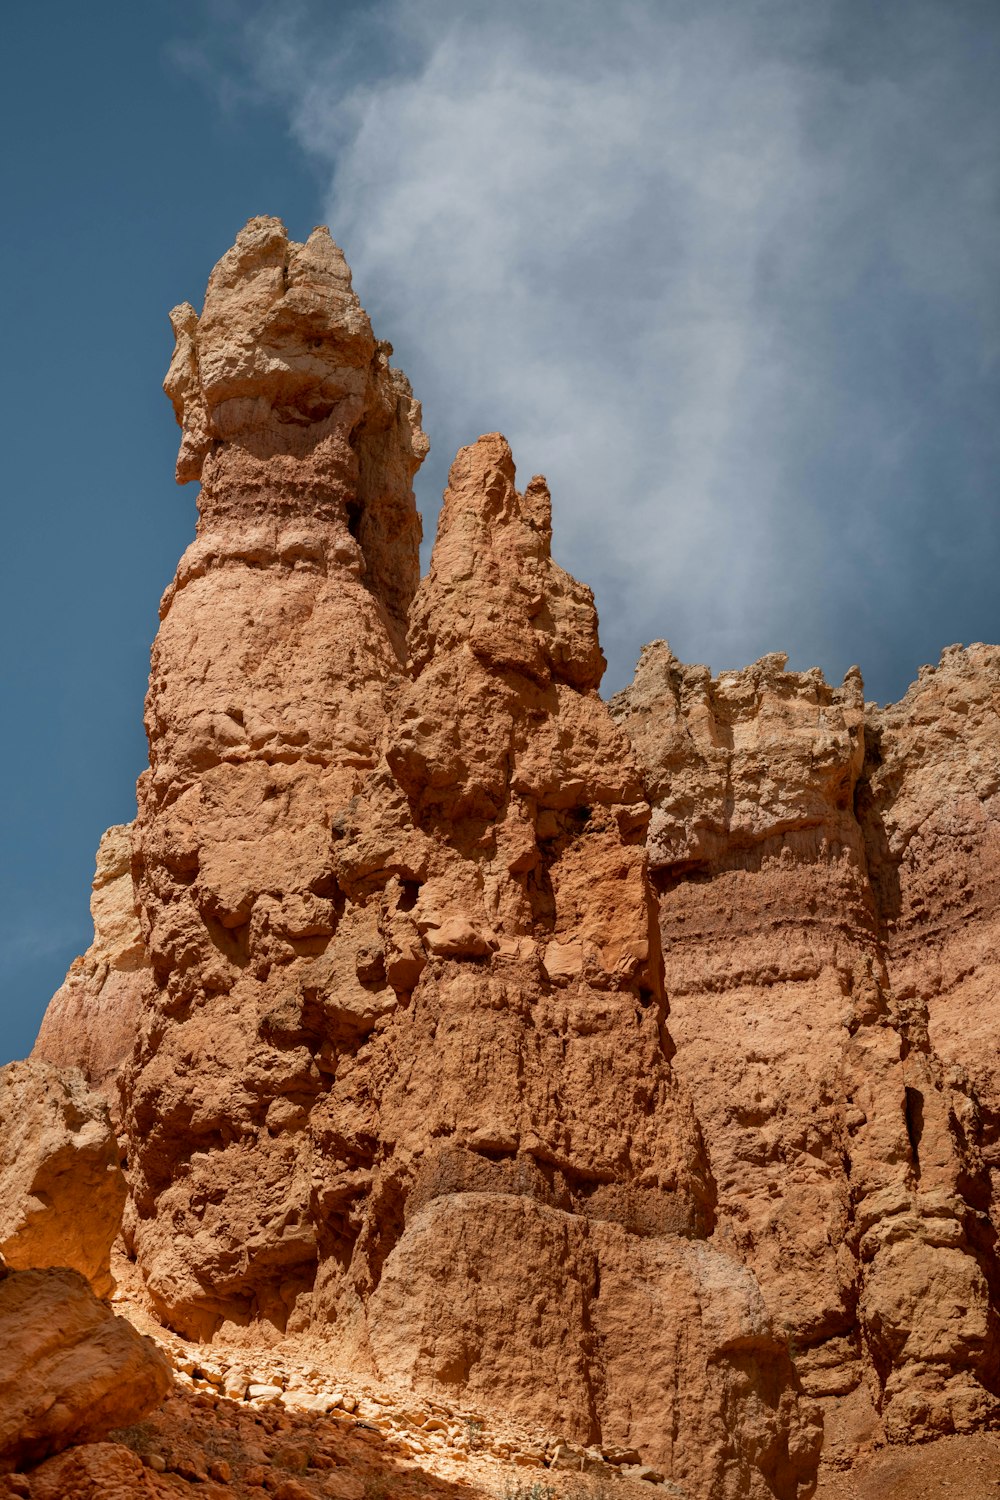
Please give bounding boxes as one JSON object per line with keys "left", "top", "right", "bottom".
{"left": 611, "top": 640, "right": 1000, "bottom": 1460}
{"left": 31, "top": 217, "right": 1000, "bottom": 1496}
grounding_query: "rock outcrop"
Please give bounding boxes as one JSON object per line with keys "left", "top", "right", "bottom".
{"left": 34, "top": 825, "right": 149, "bottom": 1109}
{"left": 0, "top": 1263, "right": 171, "bottom": 1473}
{"left": 33, "top": 216, "right": 1000, "bottom": 1493}
{"left": 0, "top": 1059, "right": 125, "bottom": 1297}
{"left": 611, "top": 640, "right": 1000, "bottom": 1454}
{"left": 866, "top": 643, "right": 1000, "bottom": 1234}
{"left": 34, "top": 219, "right": 819, "bottom": 1498}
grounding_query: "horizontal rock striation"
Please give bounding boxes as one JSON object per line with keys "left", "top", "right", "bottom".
{"left": 611, "top": 640, "right": 1000, "bottom": 1454}
{"left": 866, "top": 644, "right": 1000, "bottom": 1227}
{"left": 34, "top": 217, "right": 1000, "bottom": 1493}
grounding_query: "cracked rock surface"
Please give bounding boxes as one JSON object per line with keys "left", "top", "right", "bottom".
{"left": 30, "top": 217, "right": 1000, "bottom": 1497}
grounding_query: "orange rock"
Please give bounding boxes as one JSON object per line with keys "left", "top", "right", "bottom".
{"left": 612, "top": 639, "right": 1000, "bottom": 1447}
{"left": 0, "top": 1266, "right": 171, "bottom": 1473}
{"left": 33, "top": 825, "right": 149, "bottom": 1113}
{"left": 368, "top": 1193, "right": 821, "bottom": 1495}
{"left": 0, "top": 1059, "right": 125, "bottom": 1297}
{"left": 25, "top": 1442, "right": 164, "bottom": 1499}
{"left": 31, "top": 218, "right": 1000, "bottom": 1490}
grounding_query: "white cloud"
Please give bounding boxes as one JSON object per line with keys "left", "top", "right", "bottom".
{"left": 210, "top": 0, "right": 1000, "bottom": 694}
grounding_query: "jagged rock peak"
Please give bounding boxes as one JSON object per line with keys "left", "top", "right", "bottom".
{"left": 163, "top": 215, "right": 428, "bottom": 642}
{"left": 407, "top": 432, "right": 606, "bottom": 690}
{"left": 611, "top": 639, "right": 866, "bottom": 866}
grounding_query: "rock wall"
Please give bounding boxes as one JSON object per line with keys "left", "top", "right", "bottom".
{"left": 866, "top": 644, "right": 1000, "bottom": 1234}
{"left": 33, "top": 217, "right": 1000, "bottom": 1494}
{"left": 611, "top": 640, "right": 1000, "bottom": 1456}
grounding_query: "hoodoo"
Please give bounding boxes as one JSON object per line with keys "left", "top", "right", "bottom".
{"left": 24, "top": 217, "right": 1000, "bottom": 1498}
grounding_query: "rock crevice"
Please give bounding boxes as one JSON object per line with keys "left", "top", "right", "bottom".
{"left": 31, "top": 218, "right": 1000, "bottom": 1495}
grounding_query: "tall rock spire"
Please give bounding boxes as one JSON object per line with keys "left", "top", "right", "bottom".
{"left": 36, "top": 220, "right": 821, "bottom": 1499}
{"left": 163, "top": 214, "right": 427, "bottom": 641}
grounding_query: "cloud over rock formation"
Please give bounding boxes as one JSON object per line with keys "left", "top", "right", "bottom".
{"left": 33, "top": 218, "right": 1000, "bottom": 1495}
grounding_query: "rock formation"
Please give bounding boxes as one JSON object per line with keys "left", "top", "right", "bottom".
{"left": 0, "top": 1262, "right": 171, "bottom": 1473}
{"left": 30, "top": 216, "right": 1000, "bottom": 1495}
{"left": 0, "top": 1059, "right": 125, "bottom": 1297}
{"left": 866, "top": 642, "right": 1000, "bottom": 1230}
{"left": 35, "top": 826, "right": 149, "bottom": 1110}
{"left": 611, "top": 641, "right": 1000, "bottom": 1458}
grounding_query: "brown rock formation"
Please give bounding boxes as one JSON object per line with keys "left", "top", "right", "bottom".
{"left": 866, "top": 643, "right": 1000, "bottom": 1225}
{"left": 0, "top": 1263, "right": 170, "bottom": 1473}
{"left": 33, "top": 825, "right": 149, "bottom": 1110}
{"left": 611, "top": 640, "right": 1000, "bottom": 1453}
{"left": 33, "top": 216, "right": 1000, "bottom": 1492}
{"left": 35, "top": 219, "right": 817, "bottom": 1498}
{"left": 0, "top": 1059, "right": 126, "bottom": 1297}
{"left": 20, "top": 1443, "right": 165, "bottom": 1499}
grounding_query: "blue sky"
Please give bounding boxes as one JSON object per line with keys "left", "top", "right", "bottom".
{"left": 2, "top": 0, "right": 998, "bottom": 1064}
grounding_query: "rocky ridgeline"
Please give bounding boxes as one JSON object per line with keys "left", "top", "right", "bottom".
{"left": 4, "top": 216, "right": 998, "bottom": 1498}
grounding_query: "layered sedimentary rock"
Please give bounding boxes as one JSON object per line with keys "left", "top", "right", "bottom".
{"left": 0, "top": 1059, "right": 125, "bottom": 1297}
{"left": 611, "top": 641, "right": 1000, "bottom": 1451}
{"left": 866, "top": 644, "right": 1000, "bottom": 1231}
{"left": 36, "top": 218, "right": 818, "bottom": 1498}
{"left": 0, "top": 1262, "right": 171, "bottom": 1473}
{"left": 34, "top": 216, "right": 1000, "bottom": 1491}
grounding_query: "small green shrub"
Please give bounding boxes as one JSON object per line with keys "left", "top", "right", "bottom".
{"left": 500, "top": 1482, "right": 557, "bottom": 1500}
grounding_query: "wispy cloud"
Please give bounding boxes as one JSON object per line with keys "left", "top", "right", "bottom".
{"left": 176, "top": 0, "right": 1000, "bottom": 698}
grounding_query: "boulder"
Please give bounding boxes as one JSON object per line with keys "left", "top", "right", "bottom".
{"left": 0, "top": 1264, "right": 171, "bottom": 1473}
{"left": 0, "top": 1060, "right": 125, "bottom": 1297}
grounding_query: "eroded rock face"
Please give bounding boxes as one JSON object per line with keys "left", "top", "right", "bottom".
{"left": 33, "top": 825, "right": 149, "bottom": 1108}
{"left": 33, "top": 216, "right": 1000, "bottom": 1490}
{"left": 611, "top": 640, "right": 1000, "bottom": 1449}
{"left": 0, "top": 1060, "right": 126, "bottom": 1297}
{"left": 34, "top": 219, "right": 817, "bottom": 1498}
{"left": 0, "top": 1264, "right": 171, "bottom": 1473}
{"left": 866, "top": 644, "right": 1000, "bottom": 1219}
{"left": 369, "top": 1194, "right": 821, "bottom": 1496}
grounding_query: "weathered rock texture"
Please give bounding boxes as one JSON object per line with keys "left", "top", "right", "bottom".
{"left": 33, "top": 219, "right": 818, "bottom": 1498}
{"left": 0, "top": 1263, "right": 171, "bottom": 1473}
{"left": 866, "top": 644, "right": 1000, "bottom": 1235}
{"left": 35, "top": 217, "right": 1000, "bottom": 1493}
{"left": 34, "top": 825, "right": 149, "bottom": 1111}
{"left": 0, "top": 1059, "right": 125, "bottom": 1297}
{"left": 611, "top": 640, "right": 1000, "bottom": 1456}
